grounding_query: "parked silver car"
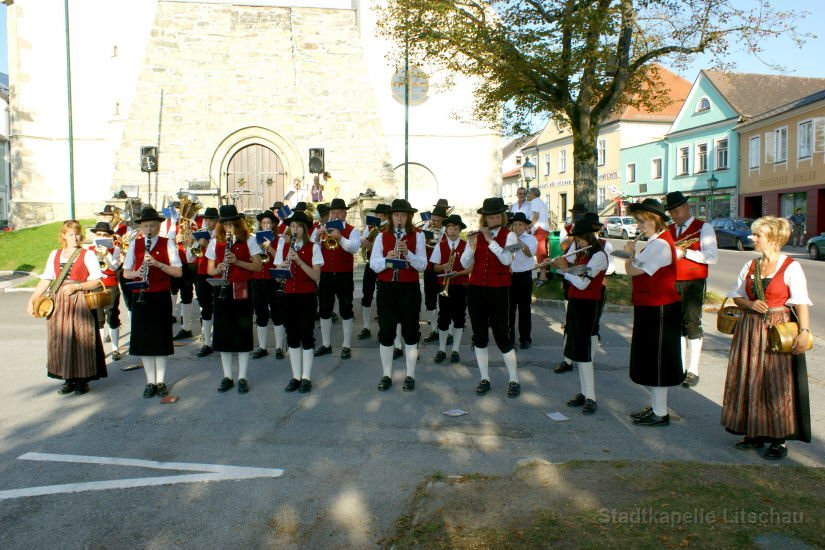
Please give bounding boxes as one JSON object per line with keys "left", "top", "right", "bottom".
{"left": 601, "top": 216, "right": 639, "bottom": 239}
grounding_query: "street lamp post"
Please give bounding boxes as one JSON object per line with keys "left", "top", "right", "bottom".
{"left": 522, "top": 157, "right": 536, "bottom": 186}
{"left": 707, "top": 172, "right": 719, "bottom": 220}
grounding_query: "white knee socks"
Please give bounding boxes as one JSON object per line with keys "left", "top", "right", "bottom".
{"left": 302, "top": 348, "right": 314, "bottom": 380}
{"left": 238, "top": 352, "right": 250, "bottom": 380}
{"left": 320, "top": 318, "right": 332, "bottom": 347}
{"left": 141, "top": 356, "right": 156, "bottom": 384}
{"left": 110, "top": 327, "right": 119, "bottom": 350}
{"left": 475, "top": 346, "right": 490, "bottom": 380}
{"left": 438, "top": 329, "right": 448, "bottom": 353}
{"left": 503, "top": 349, "right": 518, "bottom": 383}
{"left": 680, "top": 337, "right": 687, "bottom": 372}
{"left": 202, "top": 320, "right": 213, "bottom": 346}
{"left": 688, "top": 338, "right": 703, "bottom": 376}
{"left": 451, "top": 328, "right": 463, "bottom": 352}
{"left": 256, "top": 325, "right": 268, "bottom": 350}
{"left": 650, "top": 387, "right": 668, "bottom": 417}
{"left": 220, "top": 352, "right": 233, "bottom": 379}
{"left": 379, "top": 345, "right": 394, "bottom": 377}
{"left": 181, "top": 302, "right": 192, "bottom": 331}
{"left": 274, "top": 324, "right": 285, "bottom": 350}
{"left": 342, "top": 318, "right": 353, "bottom": 348}
{"left": 361, "top": 306, "right": 371, "bottom": 330}
{"left": 288, "top": 347, "right": 302, "bottom": 380}
{"left": 578, "top": 361, "right": 595, "bottom": 401}
{"left": 405, "top": 344, "right": 418, "bottom": 378}
{"left": 155, "top": 356, "right": 167, "bottom": 384}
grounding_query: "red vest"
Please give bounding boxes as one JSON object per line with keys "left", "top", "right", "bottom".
{"left": 469, "top": 227, "right": 512, "bottom": 288}
{"left": 437, "top": 238, "right": 469, "bottom": 285}
{"left": 668, "top": 218, "right": 709, "bottom": 281}
{"left": 568, "top": 251, "right": 607, "bottom": 301}
{"left": 113, "top": 223, "right": 129, "bottom": 237}
{"left": 745, "top": 257, "right": 793, "bottom": 307}
{"left": 277, "top": 222, "right": 287, "bottom": 235}
{"left": 321, "top": 224, "right": 356, "bottom": 273}
{"left": 54, "top": 248, "right": 91, "bottom": 283}
{"left": 631, "top": 232, "right": 680, "bottom": 306}
{"left": 131, "top": 237, "right": 172, "bottom": 293}
{"left": 86, "top": 245, "right": 118, "bottom": 287}
{"left": 278, "top": 242, "right": 317, "bottom": 294}
{"left": 377, "top": 230, "right": 420, "bottom": 283}
{"left": 214, "top": 238, "right": 253, "bottom": 283}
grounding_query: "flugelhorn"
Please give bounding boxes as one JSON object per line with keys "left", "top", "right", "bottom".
{"left": 674, "top": 229, "right": 702, "bottom": 249}
{"left": 439, "top": 245, "right": 458, "bottom": 297}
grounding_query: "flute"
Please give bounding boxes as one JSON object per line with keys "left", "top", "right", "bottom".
{"left": 533, "top": 244, "right": 594, "bottom": 271}
{"left": 610, "top": 232, "right": 646, "bottom": 258}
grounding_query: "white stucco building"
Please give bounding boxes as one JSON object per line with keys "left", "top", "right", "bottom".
{"left": 5, "top": 0, "right": 500, "bottom": 227}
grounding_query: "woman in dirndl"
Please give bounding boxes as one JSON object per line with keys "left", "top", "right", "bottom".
{"left": 552, "top": 219, "right": 608, "bottom": 415}
{"left": 28, "top": 220, "right": 108, "bottom": 395}
{"left": 722, "top": 216, "right": 812, "bottom": 460}
{"left": 623, "top": 199, "right": 683, "bottom": 427}
{"left": 123, "top": 207, "right": 183, "bottom": 398}
{"left": 206, "top": 205, "right": 263, "bottom": 394}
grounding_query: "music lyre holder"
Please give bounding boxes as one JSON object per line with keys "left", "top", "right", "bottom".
{"left": 269, "top": 268, "right": 293, "bottom": 280}
{"left": 385, "top": 258, "right": 409, "bottom": 270}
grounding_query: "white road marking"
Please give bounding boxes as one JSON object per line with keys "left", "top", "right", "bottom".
{"left": 0, "top": 452, "right": 283, "bottom": 501}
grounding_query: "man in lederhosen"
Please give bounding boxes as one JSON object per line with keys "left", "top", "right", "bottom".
{"left": 430, "top": 214, "right": 471, "bottom": 363}
{"left": 358, "top": 203, "right": 391, "bottom": 340}
{"left": 665, "top": 191, "right": 718, "bottom": 388}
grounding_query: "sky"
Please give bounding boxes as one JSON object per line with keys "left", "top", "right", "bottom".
{"left": 0, "top": 1, "right": 823, "bottom": 80}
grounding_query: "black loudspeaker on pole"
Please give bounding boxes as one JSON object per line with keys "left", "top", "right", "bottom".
{"left": 308, "top": 148, "right": 324, "bottom": 174}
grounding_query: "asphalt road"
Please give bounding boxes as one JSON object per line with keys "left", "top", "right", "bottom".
{"left": 1, "top": 289, "right": 823, "bottom": 549}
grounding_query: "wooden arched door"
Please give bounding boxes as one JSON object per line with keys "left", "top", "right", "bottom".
{"left": 225, "top": 144, "right": 285, "bottom": 212}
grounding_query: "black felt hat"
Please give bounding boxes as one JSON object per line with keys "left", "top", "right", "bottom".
{"left": 443, "top": 214, "right": 467, "bottom": 230}
{"left": 432, "top": 198, "right": 451, "bottom": 218}
{"left": 570, "top": 218, "right": 598, "bottom": 236}
{"left": 328, "top": 198, "right": 349, "bottom": 211}
{"left": 316, "top": 203, "right": 330, "bottom": 217}
{"left": 510, "top": 212, "right": 530, "bottom": 225}
{"left": 91, "top": 221, "right": 114, "bottom": 234}
{"left": 256, "top": 210, "right": 278, "bottom": 223}
{"left": 202, "top": 207, "right": 219, "bottom": 219}
{"left": 665, "top": 191, "right": 689, "bottom": 211}
{"left": 135, "top": 207, "right": 165, "bottom": 223}
{"left": 628, "top": 198, "right": 670, "bottom": 222}
{"left": 374, "top": 203, "right": 391, "bottom": 215}
{"left": 569, "top": 203, "right": 587, "bottom": 214}
{"left": 97, "top": 205, "right": 116, "bottom": 216}
{"left": 218, "top": 204, "right": 243, "bottom": 222}
{"left": 286, "top": 211, "right": 312, "bottom": 228}
{"left": 477, "top": 197, "right": 507, "bottom": 215}
{"left": 390, "top": 199, "right": 418, "bottom": 214}
{"left": 293, "top": 202, "right": 308, "bottom": 212}
{"left": 582, "top": 212, "right": 603, "bottom": 228}
{"left": 269, "top": 201, "right": 285, "bottom": 212}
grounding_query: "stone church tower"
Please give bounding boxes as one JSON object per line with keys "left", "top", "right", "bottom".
{"left": 6, "top": 0, "right": 500, "bottom": 227}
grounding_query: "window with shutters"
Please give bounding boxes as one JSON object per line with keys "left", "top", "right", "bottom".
{"left": 716, "top": 138, "right": 729, "bottom": 170}
{"left": 651, "top": 158, "right": 663, "bottom": 179}
{"left": 815, "top": 117, "right": 825, "bottom": 154}
{"left": 678, "top": 147, "right": 689, "bottom": 175}
{"left": 798, "top": 120, "right": 813, "bottom": 159}
{"left": 597, "top": 140, "right": 606, "bottom": 166}
{"left": 764, "top": 131, "right": 776, "bottom": 164}
{"left": 774, "top": 127, "right": 788, "bottom": 163}
{"left": 544, "top": 153, "right": 551, "bottom": 176}
{"left": 559, "top": 150, "right": 567, "bottom": 173}
{"left": 749, "top": 136, "right": 760, "bottom": 169}
{"left": 696, "top": 143, "right": 708, "bottom": 173}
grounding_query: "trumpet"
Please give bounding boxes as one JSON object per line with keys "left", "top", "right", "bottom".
{"left": 361, "top": 220, "right": 387, "bottom": 261}
{"left": 321, "top": 223, "right": 340, "bottom": 250}
{"left": 259, "top": 240, "right": 271, "bottom": 260}
{"left": 439, "top": 245, "right": 458, "bottom": 298}
{"left": 96, "top": 247, "right": 109, "bottom": 270}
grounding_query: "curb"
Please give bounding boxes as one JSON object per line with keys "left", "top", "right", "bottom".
{"left": 534, "top": 297, "right": 723, "bottom": 314}
{"left": 0, "top": 270, "right": 33, "bottom": 277}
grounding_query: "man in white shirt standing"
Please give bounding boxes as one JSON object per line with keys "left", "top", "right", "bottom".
{"left": 510, "top": 187, "right": 531, "bottom": 217}
{"left": 527, "top": 187, "right": 550, "bottom": 286}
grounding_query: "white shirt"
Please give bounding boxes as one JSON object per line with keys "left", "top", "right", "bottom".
{"left": 428, "top": 236, "right": 463, "bottom": 266}
{"left": 569, "top": 239, "right": 614, "bottom": 276}
{"left": 564, "top": 250, "right": 609, "bottom": 290}
{"left": 510, "top": 232, "right": 538, "bottom": 273}
{"left": 460, "top": 228, "right": 518, "bottom": 269}
{"left": 205, "top": 235, "right": 262, "bottom": 261}
{"left": 369, "top": 231, "right": 428, "bottom": 273}
{"left": 158, "top": 218, "right": 177, "bottom": 241}
{"left": 273, "top": 237, "right": 325, "bottom": 267}
{"left": 310, "top": 224, "right": 362, "bottom": 255}
{"left": 123, "top": 236, "right": 183, "bottom": 270}
{"left": 675, "top": 217, "right": 718, "bottom": 265}
{"left": 287, "top": 187, "right": 308, "bottom": 209}
{"left": 41, "top": 249, "right": 104, "bottom": 281}
{"left": 630, "top": 231, "right": 672, "bottom": 276}
{"left": 728, "top": 255, "right": 812, "bottom": 306}
{"left": 510, "top": 200, "right": 531, "bottom": 217}
{"left": 529, "top": 197, "right": 549, "bottom": 232}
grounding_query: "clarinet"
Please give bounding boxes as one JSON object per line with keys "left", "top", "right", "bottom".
{"left": 392, "top": 225, "right": 403, "bottom": 282}
{"left": 218, "top": 232, "right": 234, "bottom": 301}
{"left": 136, "top": 236, "right": 153, "bottom": 304}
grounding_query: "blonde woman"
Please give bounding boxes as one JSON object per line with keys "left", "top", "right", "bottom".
{"left": 722, "top": 216, "right": 812, "bottom": 460}
{"left": 28, "top": 220, "right": 107, "bottom": 395}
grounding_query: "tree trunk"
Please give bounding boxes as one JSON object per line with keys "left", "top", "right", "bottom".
{"left": 572, "top": 128, "right": 599, "bottom": 212}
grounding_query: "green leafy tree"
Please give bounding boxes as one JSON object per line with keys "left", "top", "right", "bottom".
{"left": 378, "top": 0, "right": 808, "bottom": 209}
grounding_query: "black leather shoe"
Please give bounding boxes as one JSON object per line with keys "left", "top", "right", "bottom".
{"left": 111, "top": 350, "right": 122, "bottom": 361}
{"left": 450, "top": 351, "right": 460, "bottom": 363}
{"left": 582, "top": 399, "right": 597, "bottom": 415}
{"left": 274, "top": 348, "right": 285, "bottom": 360}
{"left": 298, "top": 379, "right": 312, "bottom": 393}
{"left": 520, "top": 342, "right": 531, "bottom": 350}
{"left": 74, "top": 382, "right": 90, "bottom": 395}
{"left": 506, "top": 381, "right": 521, "bottom": 398}
{"left": 393, "top": 348, "right": 403, "bottom": 360}
{"left": 341, "top": 347, "right": 352, "bottom": 360}
{"left": 357, "top": 328, "right": 371, "bottom": 340}
{"left": 567, "top": 393, "right": 585, "bottom": 407}
{"left": 763, "top": 443, "right": 788, "bottom": 460}
{"left": 173, "top": 329, "right": 193, "bottom": 340}
{"left": 630, "top": 406, "right": 653, "bottom": 420}
{"left": 314, "top": 345, "right": 332, "bottom": 357}
{"left": 237, "top": 378, "right": 249, "bottom": 394}
{"left": 554, "top": 361, "right": 573, "bottom": 373}
{"left": 143, "top": 384, "right": 157, "bottom": 398}
{"left": 196, "top": 345, "right": 213, "bottom": 358}
{"left": 476, "top": 379, "right": 491, "bottom": 395}
{"left": 682, "top": 373, "right": 699, "bottom": 388}
{"left": 633, "top": 413, "right": 669, "bottom": 427}
{"left": 735, "top": 438, "right": 764, "bottom": 450}
{"left": 377, "top": 376, "right": 392, "bottom": 391}
{"left": 402, "top": 376, "right": 415, "bottom": 391}
{"left": 251, "top": 347, "right": 268, "bottom": 359}
{"left": 284, "top": 378, "right": 300, "bottom": 392}
{"left": 434, "top": 351, "right": 446, "bottom": 363}
{"left": 217, "top": 377, "right": 234, "bottom": 393}
{"left": 57, "top": 381, "right": 76, "bottom": 395}
{"left": 423, "top": 331, "right": 438, "bottom": 343}
{"left": 156, "top": 383, "right": 169, "bottom": 397}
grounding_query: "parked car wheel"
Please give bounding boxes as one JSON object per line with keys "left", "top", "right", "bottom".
{"left": 735, "top": 238, "right": 744, "bottom": 251}
{"left": 622, "top": 230, "right": 628, "bottom": 240}
{"left": 809, "top": 244, "right": 822, "bottom": 261}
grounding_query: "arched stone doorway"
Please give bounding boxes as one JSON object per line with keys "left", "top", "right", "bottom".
{"left": 226, "top": 144, "right": 285, "bottom": 212}
{"left": 392, "top": 162, "right": 439, "bottom": 208}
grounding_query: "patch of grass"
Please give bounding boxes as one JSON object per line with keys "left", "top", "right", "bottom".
{"left": 0, "top": 219, "right": 95, "bottom": 273}
{"left": 384, "top": 461, "right": 825, "bottom": 549}
{"left": 13, "top": 277, "right": 40, "bottom": 288}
